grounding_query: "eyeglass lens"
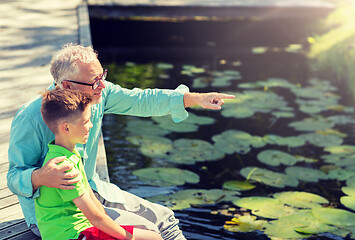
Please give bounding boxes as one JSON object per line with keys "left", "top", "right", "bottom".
{"left": 93, "top": 69, "right": 107, "bottom": 90}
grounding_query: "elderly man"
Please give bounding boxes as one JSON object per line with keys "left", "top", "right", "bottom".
{"left": 7, "top": 44, "right": 234, "bottom": 239}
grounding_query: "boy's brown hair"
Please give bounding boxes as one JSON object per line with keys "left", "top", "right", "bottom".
{"left": 41, "top": 88, "right": 93, "bottom": 134}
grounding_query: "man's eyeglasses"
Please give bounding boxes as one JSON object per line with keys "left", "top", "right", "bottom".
{"left": 63, "top": 68, "right": 107, "bottom": 90}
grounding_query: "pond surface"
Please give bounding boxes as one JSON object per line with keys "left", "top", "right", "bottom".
{"left": 92, "top": 17, "right": 355, "bottom": 240}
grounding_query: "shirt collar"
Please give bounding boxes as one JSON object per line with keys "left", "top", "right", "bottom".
{"left": 47, "top": 140, "right": 82, "bottom": 165}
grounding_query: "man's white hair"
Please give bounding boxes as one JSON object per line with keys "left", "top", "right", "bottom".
{"left": 50, "top": 43, "right": 98, "bottom": 88}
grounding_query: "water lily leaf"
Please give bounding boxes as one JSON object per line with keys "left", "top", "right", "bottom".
{"left": 192, "top": 77, "right": 210, "bottom": 88}
{"left": 312, "top": 207, "right": 355, "bottom": 227}
{"left": 148, "top": 189, "right": 240, "bottom": 210}
{"left": 125, "top": 118, "right": 170, "bottom": 136}
{"left": 289, "top": 118, "right": 335, "bottom": 132}
{"left": 285, "top": 166, "right": 328, "bottom": 182}
{"left": 212, "top": 130, "right": 265, "bottom": 155}
{"left": 132, "top": 167, "right": 199, "bottom": 187}
{"left": 316, "top": 128, "right": 347, "bottom": 138}
{"left": 347, "top": 176, "right": 355, "bottom": 186}
{"left": 240, "top": 167, "right": 299, "bottom": 188}
{"left": 223, "top": 180, "right": 256, "bottom": 191}
{"left": 327, "top": 115, "right": 355, "bottom": 125}
{"left": 167, "top": 139, "right": 224, "bottom": 164}
{"left": 342, "top": 186, "right": 355, "bottom": 197}
{"left": 273, "top": 191, "right": 328, "bottom": 209}
{"left": 220, "top": 106, "right": 254, "bottom": 118}
{"left": 263, "top": 135, "right": 305, "bottom": 148}
{"left": 264, "top": 210, "right": 328, "bottom": 239}
{"left": 233, "top": 197, "right": 296, "bottom": 219}
{"left": 252, "top": 46, "right": 267, "bottom": 54}
{"left": 126, "top": 135, "right": 173, "bottom": 158}
{"left": 340, "top": 196, "right": 355, "bottom": 211}
{"left": 324, "top": 145, "right": 355, "bottom": 156}
{"left": 327, "top": 168, "right": 355, "bottom": 181}
{"left": 299, "top": 133, "right": 343, "bottom": 147}
{"left": 257, "top": 150, "right": 297, "bottom": 166}
{"left": 224, "top": 215, "right": 267, "bottom": 233}
{"left": 156, "top": 63, "right": 174, "bottom": 69}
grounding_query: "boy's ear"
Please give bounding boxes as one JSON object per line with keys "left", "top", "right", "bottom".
{"left": 59, "top": 122, "right": 70, "bottom": 134}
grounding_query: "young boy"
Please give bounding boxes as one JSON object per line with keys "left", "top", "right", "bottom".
{"left": 35, "top": 88, "right": 163, "bottom": 240}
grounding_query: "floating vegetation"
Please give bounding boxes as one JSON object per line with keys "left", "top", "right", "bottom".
{"left": 221, "top": 90, "right": 290, "bottom": 119}
{"left": 229, "top": 192, "right": 355, "bottom": 239}
{"left": 285, "top": 166, "right": 329, "bottom": 182}
{"left": 152, "top": 112, "right": 215, "bottom": 133}
{"left": 105, "top": 60, "right": 355, "bottom": 239}
{"left": 289, "top": 117, "right": 335, "bottom": 132}
{"left": 299, "top": 132, "right": 344, "bottom": 148}
{"left": 148, "top": 189, "right": 240, "bottom": 210}
{"left": 240, "top": 167, "right": 299, "bottom": 188}
{"left": 132, "top": 167, "right": 199, "bottom": 187}
{"left": 212, "top": 130, "right": 265, "bottom": 155}
{"left": 223, "top": 180, "right": 256, "bottom": 191}
{"left": 257, "top": 150, "right": 297, "bottom": 167}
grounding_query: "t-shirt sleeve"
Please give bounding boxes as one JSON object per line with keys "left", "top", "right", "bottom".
{"left": 56, "top": 166, "right": 88, "bottom": 202}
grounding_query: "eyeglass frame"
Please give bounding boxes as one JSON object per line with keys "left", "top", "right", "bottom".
{"left": 62, "top": 68, "right": 107, "bottom": 90}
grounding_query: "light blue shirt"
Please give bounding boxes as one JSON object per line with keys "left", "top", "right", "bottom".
{"left": 7, "top": 81, "right": 189, "bottom": 227}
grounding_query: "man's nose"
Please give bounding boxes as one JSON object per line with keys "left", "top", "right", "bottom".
{"left": 98, "top": 79, "right": 106, "bottom": 89}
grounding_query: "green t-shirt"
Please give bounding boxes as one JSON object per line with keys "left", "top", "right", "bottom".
{"left": 35, "top": 140, "right": 93, "bottom": 240}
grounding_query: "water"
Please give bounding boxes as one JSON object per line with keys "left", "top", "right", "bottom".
{"left": 92, "top": 16, "right": 355, "bottom": 240}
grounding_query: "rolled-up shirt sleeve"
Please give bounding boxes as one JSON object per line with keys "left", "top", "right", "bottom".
{"left": 7, "top": 114, "right": 43, "bottom": 198}
{"left": 103, "top": 81, "right": 189, "bottom": 123}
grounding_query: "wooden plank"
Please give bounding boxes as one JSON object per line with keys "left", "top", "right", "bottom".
{"left": 77, "top": 2, "right": 93, "bottom": 47}
{"left": 0, "top": 195, "right": 19, "bottom": 211}
{"left": 0, "top": 219, "right": 39, "bottom": 240}
{"left": 0, "top": 203, "right": 23, "bottom": 223}
{"left": 0, "top": 162, "right": 9, "bottom": 173}
{"left": 0, "top": 188, "right": 14, "bottom": 199}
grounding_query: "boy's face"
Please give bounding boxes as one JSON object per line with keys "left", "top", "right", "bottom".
{"left": 68, "top": 106, "right": 93, "bottom": 145}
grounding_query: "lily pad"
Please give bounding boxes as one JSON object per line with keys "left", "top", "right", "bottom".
{"left": 167, "top": 139, "right": 224, "bottom": 164}
{"left": 126, "top": 135, "right": 173, "bottom": 158}
{"left": 223, "top": 180, "right": 256, "bottom": 191}
{"left": 263, "top": 135, "right": 305, "bottom": 148}
{"left": 289, "top": 117, "right": 335, "bottom": 132}
{"left": 224, "top": 215, "right": 267, "bottom": 232}
{"left": 312, "top": 207, "right": 355, "bottom": 228}
{"left": 233, "top": 197, "right": 296, "bottom": 219}
{"left": 240, "top": 167, "right": 299, "bottom": 188}
{"left": 340, "top": 196, "right": 355, "bottom": 211}
{"left": 327, "top": 168, "right": 355, "bottom": 181}
{"left": 285, "top": 166, "right": 328, "bottom": 182}
{"left": 125, "top": 118, "right": 169, "bottom": 136}
{"left": 342, "top": 186, "right": 355, "bottom": 197}
{"left": 265, "top": 210, "right": 336, "bottom": 239}
{"left": 273, "top": 191, "right": 328, "bottom": 209}
{"left": 132, "top": 167, "right": 200, "bottom": 186}
{"left": 299, "top": 133, "right": 343, "bottom": 147}
{"left": 257, "top": 150, "right": 297, "bottom": 166}
{"left": 213, "top": 130, "right": 265, "bottom": 155}
{"left": 324, "top": 145, "right": 355, "bottom": 156}
{"left": 148, "top": 189, "right": 240, "bottom": 210}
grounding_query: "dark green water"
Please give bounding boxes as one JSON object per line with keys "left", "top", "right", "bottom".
{"left": 92, "top": 17, "right": 355, "bottom": 240}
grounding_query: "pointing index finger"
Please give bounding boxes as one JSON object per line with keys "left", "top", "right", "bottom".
{"left": 217, "top": 94, "right": 235, "bottom": 99}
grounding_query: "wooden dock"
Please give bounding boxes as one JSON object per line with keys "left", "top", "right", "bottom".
{"left": 0, "top": 1, "right": 109, "bottom": 239}
{"left": 0, "top": 0, "right": 334, "bottom": 239}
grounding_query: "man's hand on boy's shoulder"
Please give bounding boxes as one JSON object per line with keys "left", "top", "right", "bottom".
{"left": 31, "top": 156, "right": 80, "bottom": 191}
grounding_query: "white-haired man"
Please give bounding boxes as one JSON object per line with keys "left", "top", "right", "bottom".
{"left": 7, "top": 44, "right": 234, "bottom": 239}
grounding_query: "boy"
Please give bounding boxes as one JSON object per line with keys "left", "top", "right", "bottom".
{"left": 35, "top": 88, "right": 162, "bottom": 240}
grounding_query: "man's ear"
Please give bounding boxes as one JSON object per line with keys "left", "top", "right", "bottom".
{"left": 61, "top": 80, "right": 71, "bottom": 89}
